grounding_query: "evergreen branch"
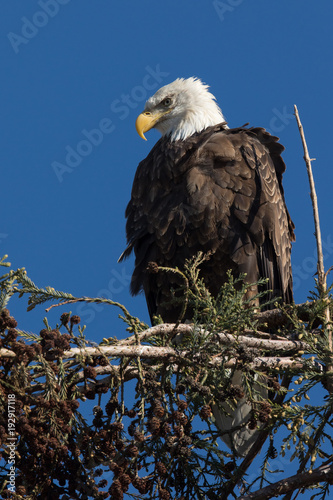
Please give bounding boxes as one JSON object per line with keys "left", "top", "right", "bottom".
{"left": 0, "top": 255, "right": 11, "bottom": 268}
{"left": 17, "top": 329, "right": 41, "bottom": 342}
{"left": 45, "top": 296, "right": 131, "bottom": 318}
{"left": 1, "top": 265, "right": 134, "bottom": 321}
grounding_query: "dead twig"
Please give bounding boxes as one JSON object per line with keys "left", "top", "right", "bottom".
{"left": 294, "top": 106, "right": 324, "bottom": 289}
{"left": 294, "top": 105, "right": 332, "bottom": 382}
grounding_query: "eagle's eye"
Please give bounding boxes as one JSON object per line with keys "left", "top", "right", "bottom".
{"left": 161, "top": 97, "right": 172, "bottom": 107}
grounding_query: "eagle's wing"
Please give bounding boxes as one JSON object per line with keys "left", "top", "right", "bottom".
{"left": 191, "top": 126, "right": 295, "bottom": 304}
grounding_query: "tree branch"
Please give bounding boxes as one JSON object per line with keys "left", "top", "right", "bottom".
{"left": 113, "top": 323, "right": 313, "bottom": 352}
{"left": 213, "top": 331, "right": 311, "bottom": 354}
{"left": 294, "top": 105, "right": 324, "bottom": 289}
{"left": 239, "top": 461, "right": 333, "bottom": 500}
{"left": 0, "top": 345, "right": 319, "bottom": 376}
{"left": 294, "top": 105, "right": 333, "bottom": 385}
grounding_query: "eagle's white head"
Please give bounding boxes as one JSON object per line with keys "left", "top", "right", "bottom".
{"left": 136, "top": 77, "right": 226, "bottom": 142}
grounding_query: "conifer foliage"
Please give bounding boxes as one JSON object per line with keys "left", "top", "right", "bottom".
{"left": 0, "top": 254, "right": 333, "bottom": 499}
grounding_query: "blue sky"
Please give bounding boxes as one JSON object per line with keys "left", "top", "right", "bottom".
{"left": 1, "top": 2, "right": 333, "bottom": 494}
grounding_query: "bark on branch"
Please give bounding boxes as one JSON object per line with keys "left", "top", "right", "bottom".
{"left": 0, "top": 324, "right": 315, "bottom": 361}
{"left": 239, "top": 461, "right": 333, "bottom": 500}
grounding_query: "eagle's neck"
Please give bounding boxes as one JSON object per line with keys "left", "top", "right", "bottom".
{"left": 161, "top": 101, "right": 226, "bottom": 142}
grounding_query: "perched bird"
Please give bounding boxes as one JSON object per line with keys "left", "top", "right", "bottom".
{"left": 119, "top": 77, "right": 295, "bottom": 456}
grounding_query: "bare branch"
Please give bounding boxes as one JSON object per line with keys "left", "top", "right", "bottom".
{"left": 239, "top": 461, "right": 333, "bottom": 500}
{"left": 118, "top": 323, "right": 191, "bottom": 345}
{"left": 294, "top": 105, "right": 332, "bottom": 378}
{"left": 213, "top": 331, "right": 311, "bottom": 353}
{"left": 117, "top": 323, "right": 312, "bottom": 351}
{"left": 0, "top": 344, "right": 319, "bottom": 373}
{"left": 294, "top": 105, "right": 324, "bottom": 288}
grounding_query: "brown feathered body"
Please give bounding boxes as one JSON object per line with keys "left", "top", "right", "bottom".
{"left": 120, "top": 123, "right": 295, "bottom": 323}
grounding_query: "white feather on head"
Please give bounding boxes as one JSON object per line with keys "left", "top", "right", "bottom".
{"left": 144, "top": 77, "right": 226, "bottom": 141}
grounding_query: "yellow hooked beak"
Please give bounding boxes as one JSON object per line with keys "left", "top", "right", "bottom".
{"left": 135, "top": 110, "right": 168, "bottom": 140}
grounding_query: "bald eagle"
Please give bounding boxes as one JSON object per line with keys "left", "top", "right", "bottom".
{"left": 119, "top": 77, "right": 295, "bottom": 455}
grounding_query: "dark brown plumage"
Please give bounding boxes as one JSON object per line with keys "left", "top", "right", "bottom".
{"left": 120, "top": 123, "right": 295, "bottom": 323}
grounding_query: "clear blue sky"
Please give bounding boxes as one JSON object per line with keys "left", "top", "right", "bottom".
{"left": 1, "top": 2, "right": 333, "bottom": 495}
